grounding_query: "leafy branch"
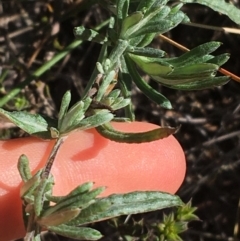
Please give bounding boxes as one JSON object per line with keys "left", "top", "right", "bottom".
{"left": 1, "top": 0, "right": 240, "bottom": 240}
{"left": 18, "top": 155, "right": 183, "bottom": 240}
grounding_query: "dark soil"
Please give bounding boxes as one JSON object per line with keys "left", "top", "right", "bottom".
{"left": 1, "top": 1, "right": 240, "bottom": 241}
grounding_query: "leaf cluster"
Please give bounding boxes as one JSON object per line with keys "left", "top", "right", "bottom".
{"left": 18, "top": 155, "right": 183, "bottom": 240}
{"left": 0, "top": 0, "right": 235, "bottom": 141}
{"left": 2, "top": 0, "right": 240, "bottom": 239}
{"left": 75, "top": 0, "right": 231, "bottom": 112}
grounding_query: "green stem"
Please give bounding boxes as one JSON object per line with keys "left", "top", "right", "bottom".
{"left": 24, "top": 208, "right": 41, "bottom": 241}
{"left": 81, "top": 18, "right": 113, "bottom": 99}
{"left": 119, "top": 55, "right": 135, "bottom": 120}
{"left": 41, "top": 137, "right": 66, "bottom": 179}
{"left": 92, "top": 39, "right": 129, "bottom": 102}
{"left": 95, "top": 70, "right": 116, "bottom": 101}
{"left": 108, "top": 39, "right": 129, "bottom": 69}
{"left": 81, "top": 42, "right": 109, "bottom": 99}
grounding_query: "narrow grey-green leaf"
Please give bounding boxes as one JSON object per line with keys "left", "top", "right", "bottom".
{"left": 0, "top": 109, "right": 54, "bottom": 138}
{"left": 125, "top": 55, "right": 172, "bottom": 109}
{"left": 46, "top": 182, "right": 94, "bottom": 203}
{"left": 42, "top": 187, "right": 105, "bottom": 217}
{"left": 95, "top": 70, "right": 116, "bottom": 101}
{"left": 62, "top": 97, "right": 91, "bottom": 127}
{"left": 69, "top": 110, "right": 114, "bottom": 132}
{"left": 108, "top": 39, "right": 129, "bottom": 67}
{"left": 164, "top": 76, "right": 229, "bottom": 90}
{"left": 120, "top": 11, "right": 143, "bottom": 37}
{"left": 96, "top": 122, "right": 177, "bottom": 143}
{"left": 66, "top": 182, "right": 94, "bottom": 197}
{"left": 127, "top": 46, "right": 166, "bottom": 58}
{"left": 69, "top": 191, "right": 183, "bottom": 226}
{"left": 151, "top": 63, "right": 219, "bottom": 85}
{"left": 206, "top": 53, "right": 230, "bottom": 66}
{"left": 37, "top": 208, "right": 80, "bottom": 227}
{"left": 70, "top": 199, "right": 110, "bottom": 219}
{"left": 20, "top": 171, "right": 41, "bottom": 199}
{"left": 46, "top": 195, "right": 63, "bottom": 204}
{"left": 131, "top": 11, "right": 185, "bottom": 37}
{"left": 181, "top": 0, "right": 240, "bottom": 25}
{"left": 58, "top": 91, "right": 71, "bottom": 129}
{"left": 110, "top": 97, "right": 130, "bottom": 110}
{"left": 128, "top": 35, "right": 145, "bottom": 47}
{"left": 117, "top": 0, "right": 129, "bottom": 20}
{"left": 48, "top": 225, "right": 103, "bottom": 240}
{"left": 136, "top": 0, "right": 159, "bottom": 12}
{"left": 145, "top": 0, "right": 169, "bottom": 16}
{"left": 131, "top": 19, "right": 173, "bottom": 37}
{"left": 73, "top": 26, "right": 107, "bottom": 44}
{"left": 124, "top": 6, "right": 167, "bottom": 38}
{"left": 167, "top": 62, "right": 218, "bottom": 78}
{"left": 164, "top": 42, "right": 222, "bottom": 67}
{"left": 135, "top": 5, "right": 171, "bottom": 47}
{"left": 59, "top": 97, "right": 93, "bottom": 134}
{"left": 169, "top": 3, "right": 184, "bottom": 14}
{"left": 119, "top": 56, "right": 136, "bottom": 121}
{"left": 148, "top": 5, "right": 171, "bottom": 23}
{"left": 107, "top": 89, "right": 121, "bottom": 98}
{"left": 128, "top": 53, "right": 173, "bottom": 76}
{"left": 34, "top": 178, "right": 51, "bottom": 216}
{"left": 137, "top": 33, "right": 156, "bottom": 47}
{"left": 18, "top": 154, "right": 32, "bottom": 182}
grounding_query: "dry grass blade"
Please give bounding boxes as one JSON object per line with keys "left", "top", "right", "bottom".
{"left": 183, "top": 22, "right": 240, "bottom": 35}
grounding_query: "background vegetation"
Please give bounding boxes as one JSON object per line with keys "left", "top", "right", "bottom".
{"left": 0, "top": 0, "right": 240, "bottom": 240}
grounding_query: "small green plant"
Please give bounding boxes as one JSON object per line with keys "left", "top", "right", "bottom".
{"left": 1, "top": 0, "right": 240, "bottom": 240}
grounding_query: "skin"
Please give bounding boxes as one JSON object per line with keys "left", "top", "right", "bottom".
{"left": 0, "top": 121, "right": 186, "bottom": 241}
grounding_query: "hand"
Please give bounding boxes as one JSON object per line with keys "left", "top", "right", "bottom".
{"left": 0, "top": 121, "right": 186, "bottom": 240}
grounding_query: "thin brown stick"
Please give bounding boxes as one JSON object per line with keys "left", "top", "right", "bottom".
{"left": 26, "top": 35, "right": 49, "bottom": 68}
{"left": 0, "top": 26, "right": 33, "bottom": 42}
{"left": 159, "top": 34, "right": 240, "bottom": 83}
{"left": 183, "top": 22, "right": 240, "bottom": 35}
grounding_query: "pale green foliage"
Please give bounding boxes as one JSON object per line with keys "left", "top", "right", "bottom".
{"left": 2, "top": 0, "right": 239, "bottom": 239}
{"left": 18, "top": 156, "right": 183, "bottom": 240}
